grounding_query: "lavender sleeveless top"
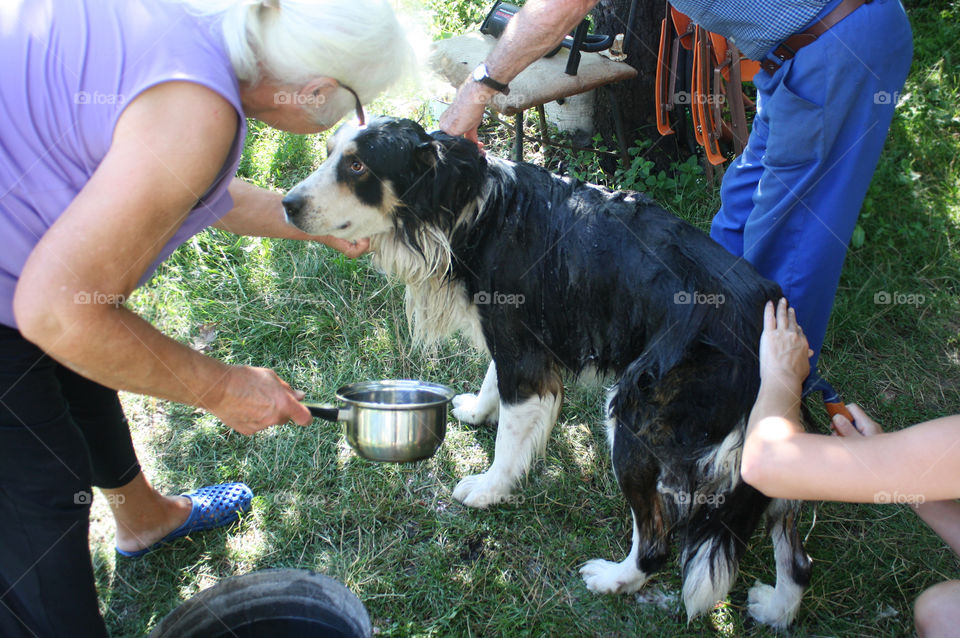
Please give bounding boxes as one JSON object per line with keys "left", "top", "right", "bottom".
{"left": 0, "top": 0, "right": 246, "bottom": 328}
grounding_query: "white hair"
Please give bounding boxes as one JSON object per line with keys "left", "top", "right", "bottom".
{"left": 171, "top": 0, "right": 415, "bottom": 107}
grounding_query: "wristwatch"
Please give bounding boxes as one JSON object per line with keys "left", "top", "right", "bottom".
{"left": 471, "top": 63, "right": 510, "bottom": 95}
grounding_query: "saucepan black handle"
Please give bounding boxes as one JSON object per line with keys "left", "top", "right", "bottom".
{"left": 303, "top": 402, "right": 341, "bottom": 422}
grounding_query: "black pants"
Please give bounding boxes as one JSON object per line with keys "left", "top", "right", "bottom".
{"left": 0, "top": 324, "right": 141, "bottom": 638}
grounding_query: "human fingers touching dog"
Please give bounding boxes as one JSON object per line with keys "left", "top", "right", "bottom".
{"left": 761, "top": 298, "right": 882, "bottom": 438}
{"left": 759, "top": 298, "right": 814, "bottom": 390}
{"left": 314, "top": 234, "right": 370, "bottom": 258}
{"left": 438, "top": 81, "right": 488, "bottom": 150}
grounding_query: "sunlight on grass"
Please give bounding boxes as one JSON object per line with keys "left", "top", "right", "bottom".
{"left": 226, "top": 522, "right": 270, "bottom": 568}
{"left": 557, "top": 420, "right": 602, "bottom": 480}
{"left": 709, "top": 601, "right": 739, "bottom": 636}
{"left": 441, "top": 425, "right": 490, "bottom": 476}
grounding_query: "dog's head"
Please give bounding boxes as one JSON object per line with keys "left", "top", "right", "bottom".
{"left": 282, "top": 117, "right": 486, "bottom": 244}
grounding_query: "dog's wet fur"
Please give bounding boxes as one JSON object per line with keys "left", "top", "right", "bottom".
{"left": 283, "top": 117, "right": 812, "bottom": 626}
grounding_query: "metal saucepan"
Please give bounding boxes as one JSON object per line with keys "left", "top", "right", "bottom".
{"left": 304, "top": 379, "right": 455, "bottom": 463}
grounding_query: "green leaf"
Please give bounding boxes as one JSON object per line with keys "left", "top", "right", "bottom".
{"left": 851, "top": 224, "right": 866, "bottom": 249}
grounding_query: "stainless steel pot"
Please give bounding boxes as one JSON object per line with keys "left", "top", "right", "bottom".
{"left": 305, "top": 380, "right": 455, "bottom": 463}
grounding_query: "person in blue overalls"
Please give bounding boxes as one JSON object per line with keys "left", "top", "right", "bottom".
{"left": 439, "top": 0, "right": 912, "bottom": 387}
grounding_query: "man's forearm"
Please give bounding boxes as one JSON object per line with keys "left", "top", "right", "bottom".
{"left": 483, "top": 0, "right": 600, "bottom": 84}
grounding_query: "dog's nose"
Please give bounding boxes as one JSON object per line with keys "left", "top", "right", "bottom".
{"left": 281, "top": 193, "right": 305, "bottom": 221}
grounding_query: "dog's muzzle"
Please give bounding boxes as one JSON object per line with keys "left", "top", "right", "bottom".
{"left": 281, "top": 193, "right": 306, "bottom": 223}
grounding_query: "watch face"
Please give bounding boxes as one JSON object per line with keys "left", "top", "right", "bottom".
{"left": 472, "top": 64, "right": 487, "bottom": 82}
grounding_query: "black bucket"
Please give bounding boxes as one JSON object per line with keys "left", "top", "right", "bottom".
{"left": 149, "top": 569, "right": 371, "bottom": 638}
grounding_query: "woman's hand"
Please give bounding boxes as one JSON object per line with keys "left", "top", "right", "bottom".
{"left": 831, "top": 403, "right": 884, "bottom": 437}
{"left": 313, "top": 235, "right": 370, "bottom": 258}
{"left": 207, "top": 366, "right": 312, "bottom": 435}
{"left": 759, "top": 298, "right": 813, "bottom": 390}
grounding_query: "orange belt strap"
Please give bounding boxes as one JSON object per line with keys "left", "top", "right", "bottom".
{"left": 655, "top": 4, "right": 756, "bottom": 165}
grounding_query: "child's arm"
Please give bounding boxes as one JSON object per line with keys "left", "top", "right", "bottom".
{"left": 740, "top": 300, "right": 960, "bottom": 504}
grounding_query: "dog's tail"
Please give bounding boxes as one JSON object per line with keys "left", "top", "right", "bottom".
{"left": 678, "top": 482, "right": 769, "bottom": 622}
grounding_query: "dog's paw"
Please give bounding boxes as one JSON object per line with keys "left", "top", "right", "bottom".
{"left": 747, "top": 581, "right": 801, "bottom": 629}
{"left": 452, "top": 473, "right": 513, "bottom": 508}
{"left": 580, "top": 558, "right": 649, "bottom": 595}
{"left": 452, "top": 393, "right": 497, "bottom": 425}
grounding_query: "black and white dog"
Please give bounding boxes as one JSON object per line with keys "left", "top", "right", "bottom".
{"left": 283, "top": 117, "right": 811, "bottom": 627}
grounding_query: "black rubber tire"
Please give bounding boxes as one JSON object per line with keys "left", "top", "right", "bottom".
{"left": 148, "top": 569, "right": 371, "bottom": 638}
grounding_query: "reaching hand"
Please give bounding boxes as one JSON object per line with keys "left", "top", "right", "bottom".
{"left": 759, "top": 298, "right": 813, "bottom": 390}
{"left": 314, "top": 235, "right": 370, "bottom": 258}
{"left": 208, "top": 365, "right": 312, "bottom": 435}
{"left": 831, "top": 403, "right": 884, "bottom": 437}
{"left": 438, "top": 81, "right": 493, "bottom": 150}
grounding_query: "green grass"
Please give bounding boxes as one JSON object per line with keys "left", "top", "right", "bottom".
{"left": 92, "top": 3, "right": 959, "bottom": 636}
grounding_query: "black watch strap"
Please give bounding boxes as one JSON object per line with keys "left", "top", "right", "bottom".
{"left": 472, "top": 63, "right": 510, "bottom": 95}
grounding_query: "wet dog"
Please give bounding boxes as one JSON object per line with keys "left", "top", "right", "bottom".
{"left": 283, "top": 117, "right": 811, "bottom": 626}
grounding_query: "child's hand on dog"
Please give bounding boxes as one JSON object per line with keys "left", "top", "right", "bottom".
{"left": 759, "top": 298, "right": 813, "bottom": 391}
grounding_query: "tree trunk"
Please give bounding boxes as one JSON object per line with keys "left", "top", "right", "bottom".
{"left": 590, "top": 0, "right": 688, "bottom": 165}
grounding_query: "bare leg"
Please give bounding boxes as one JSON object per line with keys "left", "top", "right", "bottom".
{"left": 915, "top": 580, "right": 960, "bottom": 638}
{"left": 102, "top": 472, "right": 191, "bottom": 553}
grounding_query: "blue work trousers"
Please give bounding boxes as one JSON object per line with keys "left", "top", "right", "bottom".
{"left": 710, "top": 0, "right": 913, "bottom": 370}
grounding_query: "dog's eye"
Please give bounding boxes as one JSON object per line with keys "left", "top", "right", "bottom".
{"left": 349, "top": 160, "right": 366, "bottom": 175}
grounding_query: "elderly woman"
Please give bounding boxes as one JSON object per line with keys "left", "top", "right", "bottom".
{"left": 0, "top": 0, "right": 411, "bottom": 635}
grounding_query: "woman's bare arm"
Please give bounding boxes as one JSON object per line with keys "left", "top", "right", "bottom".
{"left": 743, "top": 413, "right": 960, "bottom": 503}
{"left": 214, "top": 178, "right": 369, "bottom": 257}
{"left": 14, "top": 82, "right": 311, "bottom": 434}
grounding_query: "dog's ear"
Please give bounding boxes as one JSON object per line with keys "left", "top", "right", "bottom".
{"left": 415, "top": 140, "right": 441, "bottom": 168}
{"left": 394, "top": 131, "right": 487, "bottom": 245}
